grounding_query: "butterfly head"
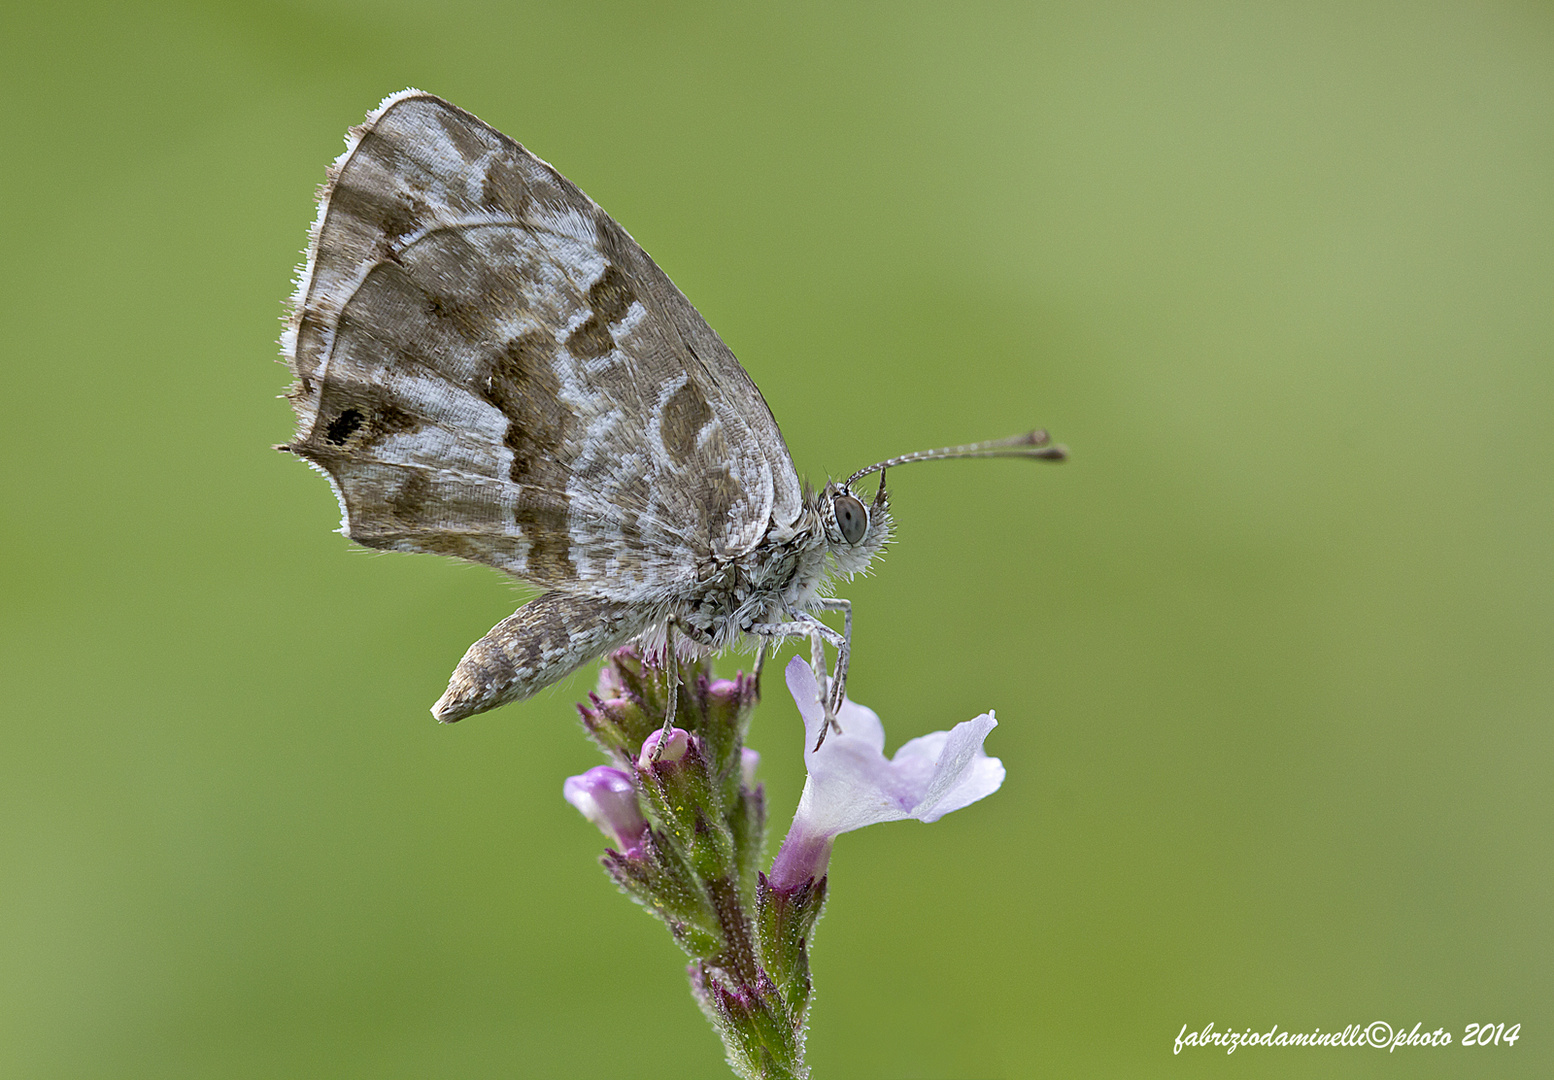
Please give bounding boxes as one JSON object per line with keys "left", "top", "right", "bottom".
{"left": 817, "top": 471, "right": 893, "bottom": 575}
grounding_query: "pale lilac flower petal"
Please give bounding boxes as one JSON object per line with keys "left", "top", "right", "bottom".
{"left": 769, "top": 658, "right": 1005, "bottom": 889}
{"left": 741, "top": 747, "right": 761, "bottom": 789}
{"left": 890, "top": 720, "right": 1006, "bottom": 822}
{"left": 788, "top": 661, "right": 886, "bottom": 754}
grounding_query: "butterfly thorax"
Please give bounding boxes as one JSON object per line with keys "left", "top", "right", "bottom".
{"left": 670, "top": 480, "right": 893, "bottom": 652}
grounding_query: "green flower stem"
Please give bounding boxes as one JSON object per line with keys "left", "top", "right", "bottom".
{"left": 578, "top": 650, "right": 820, "bottom": 1079}
{"left": 706, "top": 875, "right": 760, "bottom": 985}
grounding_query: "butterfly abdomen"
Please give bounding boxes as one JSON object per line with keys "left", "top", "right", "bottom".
{"left": 434, "top": 592, "right": 648, "bottom": 722}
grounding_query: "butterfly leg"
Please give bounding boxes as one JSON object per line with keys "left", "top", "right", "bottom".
{"left": 751, "top": 611, "right": 847, "bottom": 749}
{"left": 752, "top": 639, "right": 768, "bottom": 697}
{"left": 799, "top": 605, "right": 853, "bottom": 750}
{"left": 813, "top": 597, "right": 852, "bottom": 719}
{"left": 809, "top": 630, "right": 828, "bottom": 716}
{"left": 648, "top": 619, "right": 720, "bottom": 759}
{"left": 747, "top": 621, "right": 824, "bottom": 716}
{"left": 801, "top": 614, "right": 849, "bottom": 750}
{"left": 650, "top": 622, "right": 682, "bottom": 760}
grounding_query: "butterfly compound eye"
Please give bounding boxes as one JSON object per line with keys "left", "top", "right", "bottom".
{"left": 833, "top": 493, "right": 868, "bottom": 545}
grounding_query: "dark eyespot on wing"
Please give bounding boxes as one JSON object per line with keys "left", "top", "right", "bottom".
{"left": 325, "top": 408, "right": 364, "bottom": 445}
{"left": 303, "top": 383, "right": 423, "bottom": 455}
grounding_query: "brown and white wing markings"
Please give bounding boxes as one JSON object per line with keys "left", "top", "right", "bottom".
{"left": 281, "top": 90, "right": 801, "bottom": 602}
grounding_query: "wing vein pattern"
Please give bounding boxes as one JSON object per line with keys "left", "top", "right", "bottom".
{"left": 281, "top": 90, "right": 801, "bottom": 603}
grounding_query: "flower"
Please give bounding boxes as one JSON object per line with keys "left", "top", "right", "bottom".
{"left": 563, "top": 766, "right": 649, "bottom": 857}
{"left": 767, "top": 657, "right": 1005, "bottom": 891}
{"left": 637, "top": 726, "right": 693, "bottom": 767}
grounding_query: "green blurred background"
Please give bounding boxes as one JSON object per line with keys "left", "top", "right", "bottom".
{"left": 2, "top": 2, "right": 1549, "bottom": 1077}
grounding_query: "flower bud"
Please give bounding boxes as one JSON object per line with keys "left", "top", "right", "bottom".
{"left": 706, "top": 677, "right": 752, "bottom": 714}
{"left": 562, "top": 766, "right": 648, "bottom": 857}
{"left": 637, "top": 726, "right": 692, "bottom": 767}
{"left": 594, "top": 659, "right": 627, "bottom": 701}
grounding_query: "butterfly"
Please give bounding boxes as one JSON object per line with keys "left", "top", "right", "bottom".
{"left": 279, "top": 90, "right": 1063, "bottom": 745}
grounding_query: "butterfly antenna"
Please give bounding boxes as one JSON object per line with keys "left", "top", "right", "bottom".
{"left": 846, "top": 430, "right": 1067, "bottom": 487}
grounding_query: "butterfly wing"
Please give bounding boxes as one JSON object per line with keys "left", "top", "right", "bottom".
{"left": 281, "top": 90, "right": 803, "bottom": 601}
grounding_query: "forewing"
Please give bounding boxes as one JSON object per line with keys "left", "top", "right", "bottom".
{"left": 281, "top": 90, "right": 801, "bottom": 598}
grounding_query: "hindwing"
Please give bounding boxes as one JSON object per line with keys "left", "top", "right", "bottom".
{"left": 281, "top": 90, "right": 802, "bottom": 599}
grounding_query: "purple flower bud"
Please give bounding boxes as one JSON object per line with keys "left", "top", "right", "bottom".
{"left": 637, "top": 726, "right": 693, "bottom": 767}
{"left": 707, "top": 677, "right": 743, "bottom": 704}
{"left": 741, "top": 747, "right": 760, "bottom": 789}
{"left": 768, "top": 657, "right": 1006, "bottom": 892}
{"left": 594, "top": 662, "right": 627, "bottom": 701}
{"left": 563, "top": 766, "right": 648, "bottom": 857}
